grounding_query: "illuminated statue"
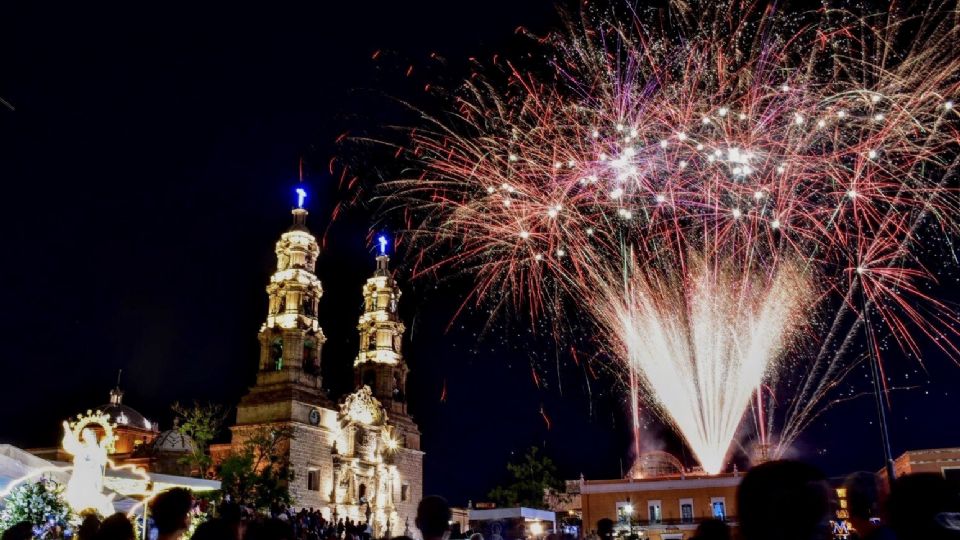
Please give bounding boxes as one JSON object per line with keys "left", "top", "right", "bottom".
{"left": 60, "top": 414, "right": 116, "bottom": 516}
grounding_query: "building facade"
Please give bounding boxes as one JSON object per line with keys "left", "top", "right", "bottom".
{"left": 878, "top": 447, "right": 960, "bottom": 483}
{"left": 579, "top": 474, "right": 741, "bottom": 540}
{"left": 227, "top": 203, "right": 423, "bottom": 537}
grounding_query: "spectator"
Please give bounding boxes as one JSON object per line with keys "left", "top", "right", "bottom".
{"left": 737, "top": 460, "right": 831, "bottom": 540}
{"left": 246, "top": 519, "right": 294, "bottom": 540}
{"left": 415, "top": 496, "right": 451, "bottom": 540}
{"left": 468, "top": 533, "right": 484, "bottom": 540}
{"left": 844, "top": 472, "right": 894, "bottom": 540}
{"left": 96, "top": 514, "right": 135, "bottom": 540}
{"left": 887, "top": 473, "right": 960, "bottom": 540}
{"left": 217, "top": 502, "right": 245, "bottom": 540}
{"left": 595, "top": 519, "right": 614, "bottom": 540}
{"left": 1, "top": 522, "right": 33, "bottom": 540}
{"left": 691, "top": 518, "right": 730, "bottom": 540}
{"left": 77, "top": 514, "right": 101, "bottom": 540}
{"left": 150, "top": 488, "right": 194, "bottom": 540}
{"left": 192, "top": 520, "right": 235, "bottom": 540}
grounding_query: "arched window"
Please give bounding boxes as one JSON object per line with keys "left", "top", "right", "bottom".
{"left": 304, "top": 340, "right": 318, "bottom": 375}
{"left": 363, "top": 370, "right": 376, "bottom": 390}
{"left": 368, "top": 331, "right": 377, "bottom": 351}
{"left": 270, "top": 339, "right": 283, "bottom": 371}
{"left": 302, "top": 295, "right": 316, "bottom": 317}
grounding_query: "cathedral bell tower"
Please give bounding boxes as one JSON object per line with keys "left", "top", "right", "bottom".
{"left": 354, "top": 236, "right": 409, "bottom": 417}
{"left": 236, "top": 188, "right": 331, "bottom": 426}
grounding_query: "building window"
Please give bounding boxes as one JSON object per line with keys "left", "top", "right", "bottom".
{"left": 270, "top": 339, "right": 283, "bottom": 371}
{"left": 401, "top": 484, "right": 409, "bottom": 502}
{"left": 615, "top": 502, "right": 633, "bottom": 524}
{"left": 647, "top": 500, "right": 662, "bottom": 524}
{"left": 680, "top": 499, "right": 693, "bottom": 524}
{"left": 711, "top": 498, "right": 726, "bottom": 521}
{"left": 307, "top": 469, "right": 321, "bottom": 491}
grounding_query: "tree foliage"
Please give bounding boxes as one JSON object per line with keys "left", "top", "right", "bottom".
{"left": 0, "top": 479, "right": 72, "bottom": 539}
{"left": 172, "top": 401, "right": 226, "bottom": 478}
{"left": 217, "top": 425, "right": 295, "bottom": 511}
{"left": 488, "top": 447, "right": 565, "bottom": 509}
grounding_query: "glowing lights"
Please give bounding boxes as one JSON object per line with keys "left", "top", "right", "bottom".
{"left": 530, "top": 523, "right": 544, "bottom": 537}
{"left": 378, "top": 235, "right": 388, "bottom": 255}
{"left": 61, "top": 414, "right": 117, "bottom": 516}
{"left": 380, "top": 0, "right": 960, "bottom": 475}
{"left": 296, "top": 188, "right": 307, "bottom": 209}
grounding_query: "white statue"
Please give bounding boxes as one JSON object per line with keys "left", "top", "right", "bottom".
{"left": 61, "top": 418, "right": 116, "bottom": 516}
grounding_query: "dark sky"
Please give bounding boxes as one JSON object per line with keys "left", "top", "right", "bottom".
{"left": 1, "top": 0, "right": 959, "bottom": 507}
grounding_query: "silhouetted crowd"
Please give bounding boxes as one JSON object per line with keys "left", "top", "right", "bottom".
{"left": 3, "top": 460, "right": 960, "bottom": 540}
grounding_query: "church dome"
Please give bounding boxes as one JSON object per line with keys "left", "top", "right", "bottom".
{"left": 94, "top": 384, "right": 156, "bottom": 432}
{"left": 99, "top": 402, "right": 154, "bottom": 431}
{"left": 151, "top": 429, "right": 196, "bottom": 454}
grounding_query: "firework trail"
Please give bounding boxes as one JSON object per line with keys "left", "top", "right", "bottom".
{"left": 371, "top": 0, "right": 960, "bottom": 472}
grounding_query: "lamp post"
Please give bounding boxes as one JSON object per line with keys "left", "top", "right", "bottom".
{"left": 859, "top": 280, "right": 897, "bottom": 486}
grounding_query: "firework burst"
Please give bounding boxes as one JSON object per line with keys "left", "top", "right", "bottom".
{"left": 371, "top": 0, "right": 960, "bottom": 472}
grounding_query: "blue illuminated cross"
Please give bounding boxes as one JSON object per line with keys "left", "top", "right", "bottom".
{"left": 378, "top": 235, "right": 388, "bottom": 255}
{"left": 295, "top": 188, "right": 307, "bottom": 208}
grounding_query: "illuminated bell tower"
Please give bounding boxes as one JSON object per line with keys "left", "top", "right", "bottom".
{"left": 354, "top": 236, "right": 409, "bottom": 416}
{"left": 237, "top": 188, "right": 331, "bottom": 424}
{"left": 258, "top": 198, "right": 326, "bottom": 381}
{"left": 350, "top": 236, "right": 422, "bottom": 532}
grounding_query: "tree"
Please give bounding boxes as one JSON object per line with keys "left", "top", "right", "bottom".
{"left": 488, "top": 447, "right": 566, "bottom": 509}
{"left": 171, "top": 401, "right": 226, "bottom": 478}
{"left": 217, "top": 425, "right": 295, "bottom": 511}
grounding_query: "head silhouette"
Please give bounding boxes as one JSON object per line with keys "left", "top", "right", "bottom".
{"left": 416, "top": 496, "right": 451, "bottom": 540}
{"left": 737, "top": 460, "right": 830, "bottom": 540}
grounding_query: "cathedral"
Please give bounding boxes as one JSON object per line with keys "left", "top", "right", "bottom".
{"left": 226, "top": 200, "right": 423, "bottom": 536}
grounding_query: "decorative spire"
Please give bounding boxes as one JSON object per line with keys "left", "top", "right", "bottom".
{"left": 375, "top": 235, "right": 391, "bottom": 277}
{"left": 290, "top": 186, "right": 309, "bottom": 232}
{"left": 109, "top": 370, "right": 124, "bottom": 405}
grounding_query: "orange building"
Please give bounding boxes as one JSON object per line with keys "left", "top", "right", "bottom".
{"left": 580, "top": 474, "right": 741, "bottom": 540}
{"left": 878, "top": 447, "right": 960, "bottom": 483}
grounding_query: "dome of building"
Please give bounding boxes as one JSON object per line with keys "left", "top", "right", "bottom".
{"left": 151, "top": 429, "right": 196, "bottom": 454}
{"left": 95, "top": 385, "right": 156, "bottom": 432}
{"left": 627, "top": 451, "right": 685, "bottom": 479}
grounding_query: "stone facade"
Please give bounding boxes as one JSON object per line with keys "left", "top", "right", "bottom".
{"left": 228, "top": 205, "right": 423, "bottom": 538}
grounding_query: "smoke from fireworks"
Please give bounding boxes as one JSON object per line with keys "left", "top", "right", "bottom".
{"left": 367, "top": 0, "right": 960, "bottom": 472}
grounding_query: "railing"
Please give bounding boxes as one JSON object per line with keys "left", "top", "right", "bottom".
{"left": 627, "top": 516, "right": 736, "bottom": 527}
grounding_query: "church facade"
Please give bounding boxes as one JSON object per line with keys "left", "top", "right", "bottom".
{"left": 226, "top": 203, "right": 423, "bottom": 537}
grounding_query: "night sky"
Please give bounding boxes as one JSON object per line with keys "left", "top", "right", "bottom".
{"left": 2, "top": 1, "right": 959, "bottom": 508}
